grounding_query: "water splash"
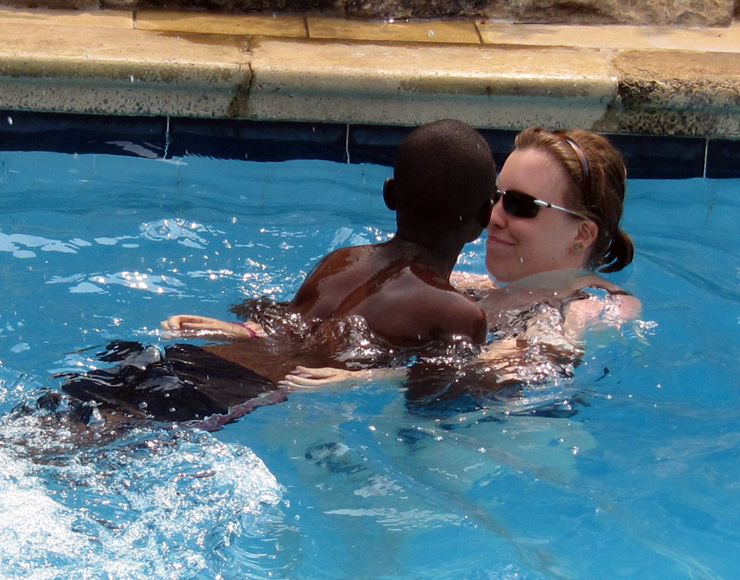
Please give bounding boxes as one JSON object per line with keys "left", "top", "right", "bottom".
{"left": 0, "top": 409, "right": 296, "bottom": 579}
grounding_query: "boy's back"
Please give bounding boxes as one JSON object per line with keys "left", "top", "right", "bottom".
{"left": 291, "top": 243, "right": 488, "bottom": 346}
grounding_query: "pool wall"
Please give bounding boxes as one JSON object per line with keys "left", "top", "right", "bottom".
{"left": 1, "top": 7, "right": 740, "bottom": 177}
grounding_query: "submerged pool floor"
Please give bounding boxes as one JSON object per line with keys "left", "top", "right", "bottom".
{"left": 2, "top": 7, "right": 740, "bottom": 137}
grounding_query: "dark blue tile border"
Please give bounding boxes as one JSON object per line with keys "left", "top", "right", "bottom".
{"left": 479, "top": 128, "right": 521, "bottom": 173}
{"left": 0, "top": 111, "right": 731, "bottom": 179}
{"left": 706, "top": 138, "right": 740, "bottom": 179}
{"left": 0, "top": 110, "right": 167, "bottom": 158}
{"left": 347, "top": 124, "right": 414, "bottom": 166}
{"left": 607, "top": 133, "right": 706, "bottom": 179}
{"left": 168, "top": 118, "right": 349, "bottom": 163}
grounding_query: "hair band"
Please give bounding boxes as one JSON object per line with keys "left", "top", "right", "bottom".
{"left": 556, "top": 133, "right": 591, "bottom": 195}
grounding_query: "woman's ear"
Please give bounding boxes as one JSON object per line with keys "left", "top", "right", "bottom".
{"left": 383, "top": 178, "right": 396, "bottom": 210}
{"left": 573, "top": 219, "right": 599, "bottom": 251}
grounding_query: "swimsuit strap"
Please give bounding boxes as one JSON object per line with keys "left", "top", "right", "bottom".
{"left": 235, "top": 321, "right": 259, "bottom": 338}
{"left": 561, "top": 284, "right": 632, "bottom": 309}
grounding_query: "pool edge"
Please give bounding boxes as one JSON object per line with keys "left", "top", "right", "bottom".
{"left": 1, "top": 8, "right": 740, "bottom": 140}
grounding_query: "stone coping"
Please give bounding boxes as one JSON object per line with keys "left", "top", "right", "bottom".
{"left": 1, "top": 7, "right": 740, "bottom": 137}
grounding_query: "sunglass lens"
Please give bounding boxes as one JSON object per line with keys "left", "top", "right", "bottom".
{"left": 504, "top": 190, "right": 540, "bottom": 218}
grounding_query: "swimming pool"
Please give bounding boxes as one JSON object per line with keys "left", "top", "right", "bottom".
{"left": 1, "top": 141, "right": 739, "bottom": 579}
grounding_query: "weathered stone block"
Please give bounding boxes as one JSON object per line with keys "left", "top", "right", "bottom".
{"left": 347, "top": 0, "right": 735, "bottom": 25}
{"left": 0, "top": 0, "right": 101, "bottom": 9}
{"left": 488, "top": 0, "right": 735, "bottom": 26}
{"left": 245, "top": 39, "right": 617, "bottom": 129}
{"left": 346, "top": 0, "right": 490, "bottom": 19}
{"left": 607, "top": 50, "right": 740, "bottom": 136}
{"left": 1, "top": 0, "right": 737, "bottom": 27}
{"left": 134, "top": 0, "right": 345, "bottom": 14}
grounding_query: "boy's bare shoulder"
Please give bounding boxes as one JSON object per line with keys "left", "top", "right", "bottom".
{"left": 375, "top": 270, "right": 488, "bottom": 343}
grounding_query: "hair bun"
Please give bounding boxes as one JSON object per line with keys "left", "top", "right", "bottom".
{"left": 599, "top": 228, "right": 634, "bottom": 273}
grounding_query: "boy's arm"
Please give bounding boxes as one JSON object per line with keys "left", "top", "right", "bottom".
{"left": 456, "top": 297, "right": 488, "bottom": 344}
{"left": 420, "top": 291, "right": 487, "bottom": 345}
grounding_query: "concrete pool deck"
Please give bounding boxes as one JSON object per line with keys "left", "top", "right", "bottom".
{"left": 1, "top": 7, "right": 740, "bottom": 138}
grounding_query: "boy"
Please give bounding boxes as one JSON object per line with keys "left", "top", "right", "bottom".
{"left": 163, "top": 119, "right": 496, "bottom": 348}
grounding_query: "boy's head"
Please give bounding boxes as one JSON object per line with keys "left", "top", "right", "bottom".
{"left": 385, "top": 119, "right": 496, "bottom": 242}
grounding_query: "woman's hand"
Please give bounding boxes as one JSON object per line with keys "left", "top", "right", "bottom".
{"left": 278, "top": 366, "right": 368, "bottom": 389}
{"left": 278, "top": 366, "right": 406, "bottom": 389}
{"left": 160, "top": 314, "right": 264, "bottom": 339}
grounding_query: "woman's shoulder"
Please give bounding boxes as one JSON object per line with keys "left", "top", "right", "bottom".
{"left": 565, "top": 273, "right": 642, "bottom": 330}
{"left": 449, "top": 271, "right": 497, "bottom": 300}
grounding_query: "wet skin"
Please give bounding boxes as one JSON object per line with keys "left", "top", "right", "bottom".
{"left": 290, "top": 242, "right": 487, "bottom": 347}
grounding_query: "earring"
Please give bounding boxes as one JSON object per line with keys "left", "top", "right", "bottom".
{"left": 572, "top": 243, "right": 582, "bottom": 251}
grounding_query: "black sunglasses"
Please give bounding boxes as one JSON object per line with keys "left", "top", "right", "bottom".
{"left": 493, "top": 188, "right": 588, "bottom": 220}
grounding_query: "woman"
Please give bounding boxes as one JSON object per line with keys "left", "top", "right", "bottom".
{"left": 281, "top": 127, "right": 641, "bottom": 392}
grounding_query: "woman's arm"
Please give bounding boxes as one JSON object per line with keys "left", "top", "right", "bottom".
{"left": 278, "top": 365, "right": 406, "bottom": 389}
{"left": 160, "top": 314, "right": 266, "bottom": 339}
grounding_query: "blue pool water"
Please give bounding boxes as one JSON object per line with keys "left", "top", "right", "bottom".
{"left": 1, "top": 149, "right": 739, "bottom": 579}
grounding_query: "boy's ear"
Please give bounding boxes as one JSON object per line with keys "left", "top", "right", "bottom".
{"left": 477, "top": 197, "right": 493, "bottom": 228}
{"left": 464, "top": 198, "right": 493, "bottom": 242}
{"left": 383, "top": 178, "right": 397, "bottom": 210}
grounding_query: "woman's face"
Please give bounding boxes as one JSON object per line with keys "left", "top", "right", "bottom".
{"left": 485, "top": 147, "right": 588, "bottom": 283}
